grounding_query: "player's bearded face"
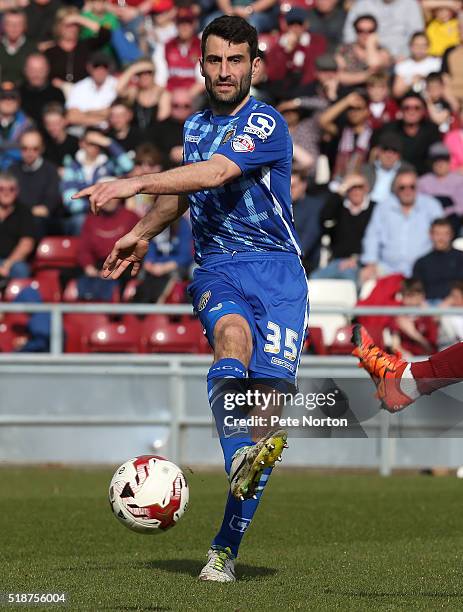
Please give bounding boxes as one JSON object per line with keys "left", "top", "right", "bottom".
{"left": 205, "top": 67, "right": 252, "bottom": 107}
{"left": 202, "top": 37, "right": 255, "bottom": 109}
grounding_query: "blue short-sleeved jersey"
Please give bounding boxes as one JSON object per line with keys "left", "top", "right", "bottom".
{"left": 183, "top": 96, "right": 301, "bottom": 263}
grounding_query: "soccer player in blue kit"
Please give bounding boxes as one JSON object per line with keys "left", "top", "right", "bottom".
{"left": 73, "top": 16, "right": 309, "bottom": 582}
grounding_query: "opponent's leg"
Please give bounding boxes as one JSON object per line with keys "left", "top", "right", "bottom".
{"left": 352, "top": 324, "right": 463, "bottom": 412}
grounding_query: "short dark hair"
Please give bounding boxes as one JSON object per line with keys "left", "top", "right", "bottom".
{"left": 451, "top": 281, "right": 463, "bottom": 294}
{"left": 201, "top": 15, "right": 258, "bottom": 62}
{"left": 42, "top": 101, "right": 65, "bottom": 117}
{"left": 426, "top": 71, "right": 443, "bottom": 85}
{"left": 392, "top": 163, "right": 417, "bottom": 191}
{"left": 353, "top": 14, "right": 378, "bottom": 31}
{"left": 431, "top": 217, "right": 454, "bottom": 232}
{"left": 110, "top": 97, "right": 133, "bottom": 111}
{"left": 410, "top": 31, "right": 428, "bottom": 44}
{"left": 400, "top": 91, "right": 426, "bottom": 108}
{"left": 402, "top": 278, "right": 424, "bottom": 295}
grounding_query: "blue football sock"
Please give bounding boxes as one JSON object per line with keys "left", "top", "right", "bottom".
{"left": 207, "top": 358, "right": 253, "bottom": 474}
{"left": 208, "top": 359, "right": 274, "bottom": 557}
{"left": 212, "top": 468, "right": 272, "bottom": 557}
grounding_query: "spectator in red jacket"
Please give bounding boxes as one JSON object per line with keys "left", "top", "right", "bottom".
{"left": 77, "top": 180, "right": 139, "bottom": 299}
{"left": 155, "top": 7, "right": 204, "bottom": 98}
{"left": 265, "top": 7, "right": 327, "bottom": 101}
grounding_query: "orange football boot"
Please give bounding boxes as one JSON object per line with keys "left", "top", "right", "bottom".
{"left": 351, "top": 324, "right": 412, "bottom": 412}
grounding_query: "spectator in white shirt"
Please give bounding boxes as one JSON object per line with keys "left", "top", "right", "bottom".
{"left": 393, "top": 32, "right": 441, "bottom": 98}
{"left": 66, "top": 51, "right": 117, "bottom": 130}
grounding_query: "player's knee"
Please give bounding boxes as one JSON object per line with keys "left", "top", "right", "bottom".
{"left": 214, "top": 316, "right": 252, "bottom": 365}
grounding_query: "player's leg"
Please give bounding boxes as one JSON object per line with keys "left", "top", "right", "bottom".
{"left": 201, "top": 313, "right": 287, "bottom": 581}
{"left": 190, "top": 273, "right": 287, "bottom": 581}
{"left": 352, "top": 324, "right": 463, "bottom": 412}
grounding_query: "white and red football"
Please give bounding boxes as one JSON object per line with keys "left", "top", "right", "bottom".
{"left": 109, "top": 455, "right": 189, "bottom": 534}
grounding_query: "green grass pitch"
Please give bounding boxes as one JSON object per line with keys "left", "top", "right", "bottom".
{"left": 2, "top": 467, "right": 463, "bottom": 611}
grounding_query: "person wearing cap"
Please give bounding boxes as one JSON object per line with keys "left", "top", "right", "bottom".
{"left": 336, "top": 14, "right": 391, "bottom": 89}
{"left": 153, "top": 7, "right": 204, "bottom": 97}
{"left": 0, "top": 9, "right": 37, "bottom": 85}
{"left": 265, "top": 7, "right": 327, "bottom": 100}
{"left": 418, "top": 142, "right": 463, "bottom": 228}
{"left": 362, "top": 132, "right": 403, "bottom": 203}
{"left": 0, "top": 81, "right": 33, "bottom": 171}
{"left": 311, "top": 172, "right": 376, "bottom": 283}
{"left": 66, "top": 52, "right": 118, "bottom": 130}
{"left": 306, "top": 0, "right": 347, "bottom": 53}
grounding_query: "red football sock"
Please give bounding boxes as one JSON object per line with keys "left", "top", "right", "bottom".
{"left": 410, "top": 341, "right": 463, "bottom": 396}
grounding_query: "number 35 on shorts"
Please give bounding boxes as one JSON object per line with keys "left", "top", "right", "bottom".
{"left": 264, "top": 321, "right": 298, "bottom": 361}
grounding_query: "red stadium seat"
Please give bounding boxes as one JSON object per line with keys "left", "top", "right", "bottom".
{"left": 305, "top": 326, "right": 327, "bottom": 355}
{"left": 87, "top": 320, "right": 141, "bottom": 353}
{"left": 4, "top": 277, "right": 61, "bottom": 303}
{"left": 0, "top": 322, "right": 15, "bottom": 352}
{"left": 163, "top": 280, "right": 189, "bottom": 304}
{"left": 33, "top": 236, "right": 80, "bottom": 271}
{"left": 329, "top": 325, "right": 354, "bottom": 355}
{"left": 63, "top": 313, "right": 109, "bottom": 353}
{"left": 141, "top": 315, "right": 205, "bottom": 354}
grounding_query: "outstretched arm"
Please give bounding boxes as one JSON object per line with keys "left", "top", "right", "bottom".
{"left": 72, "top": 154, "right": 241, "bottom": 214}
{"left": 102, "top": 194, "right": 189, "bottom": 279}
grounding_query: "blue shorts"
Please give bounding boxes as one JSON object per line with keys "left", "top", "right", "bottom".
{"left": 188, "top": 252, "right": 309, "bottom": 381}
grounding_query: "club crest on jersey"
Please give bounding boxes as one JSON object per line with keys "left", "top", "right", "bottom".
{"left": 231, "top": 134, "right": 255, "bottom": 152}
{"left": 243, "top": 112, "right": 276, "bottom": 140}
{"left": 221, "top": 126, "right": 236, "bottom": 145}
{"left": 198, "top": 290, "right": 211, "bottom": 311}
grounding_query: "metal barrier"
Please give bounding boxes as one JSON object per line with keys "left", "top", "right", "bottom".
{"left": 1, "top": 304, "right": 463, "bottom": 473}
{"left": 1, "top": 302, "right": 462, "bottom": 354}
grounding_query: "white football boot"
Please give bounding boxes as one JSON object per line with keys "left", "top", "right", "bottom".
{"left": 198, "top": 546, "right": 236, "bottom": 582}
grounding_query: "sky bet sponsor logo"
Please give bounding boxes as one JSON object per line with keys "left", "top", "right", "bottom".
{"left": 231, "top": 134, "right": 255, "bottom": 153}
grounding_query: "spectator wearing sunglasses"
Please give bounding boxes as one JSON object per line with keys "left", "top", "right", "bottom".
{"left": 360, "top": 165, "right": 443, "bottom": 282}
{"left": 335, "top": 14, "right": 391, "bottom": 89}
{"left": 372, "top": 92, "right": 442, "bottom": 175}
{"left": 10, "top": 128, "right": 61, "bottom": 236}
{"left": 343, "top": 0, "right": 424, "bottom": 60}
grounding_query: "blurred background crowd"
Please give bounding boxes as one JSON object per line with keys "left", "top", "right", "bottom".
{"left": 1, "top": 0, "right": 463, "bottom": 355}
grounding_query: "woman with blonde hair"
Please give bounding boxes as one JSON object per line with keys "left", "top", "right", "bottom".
{"left": 117, "top": 58, "right": 171, "bottom": 129}
{"left": 44, "top": 6, "right": 112, "bottom": 90}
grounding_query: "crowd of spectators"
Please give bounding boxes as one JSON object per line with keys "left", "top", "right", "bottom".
{"left": 1, "top": 0, "right": 463, "bottom": 352}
